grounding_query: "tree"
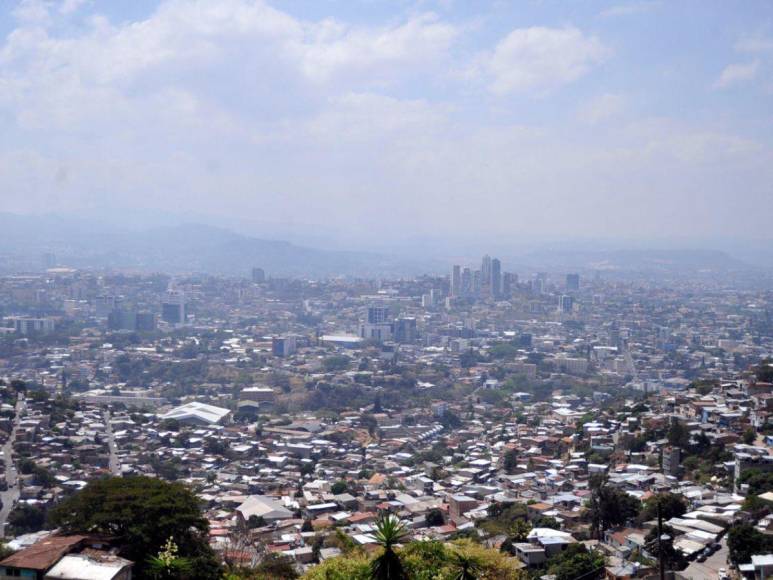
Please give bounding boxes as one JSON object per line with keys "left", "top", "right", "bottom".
{"left": 753, "top": 359, "right": 773, "bottom": 383}
{"left": 547, "top": 544, "right": 605, "bottom": 580}
{"left": 533, "top": 516, "right": 560, "bottom": 530}
{"left": 254, "top": 552, "right": 299, "bottom": 579}
{"left": 742, "top": 495, "right": 773, "bottom": 519}
{"left": 370, "top": 514, "right": 408, "bottom": 580}
{"left": 588, "top": 481, "right": 640, "bottom": 537}
{"left": 743, "top": 428, "right": 757, "bottom": 445}
{"left": 739, "top": 468, "right": 773, "bottom": 496}
{"left": 331, "top": 481, "right": 348, "bottom": 495}
{"left": 502, "top": 448, "right": 518, "bottom": 475}
{"left": 451, "top": 550, "right": 481, "bottom": 580}
{"left": 48, "top": 476, "right": 221, "bottom": 579}
{"left": 323, "top": 356, "right": 351, "bottom": 373}
{"left": 639, "top": 493, "right": 687, "bottom": 524}
{"left": 425, "top": 508, "right": 444, "bottom": 527}
{"left": 727, "top": 523, "right": 773, "bottom": 566}
{"left": 667, "top": 421, "right": 690, "bottom": 448}
{"left": 247, "top": 515, "right": 266, "bottom": 529}
{"left": 508, "top": 519, "right": 531, "bottom": 542}
{"left": 8, "top": 504, "right": 46, "bottom": 535}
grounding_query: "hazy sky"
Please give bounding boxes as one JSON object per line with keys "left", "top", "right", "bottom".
{"left": 1, "top": 0, "right": 772, "bottom": 244}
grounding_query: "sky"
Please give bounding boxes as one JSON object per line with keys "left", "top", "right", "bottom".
{"left": 0, "top": 0, "right": 772, "bottom": 249}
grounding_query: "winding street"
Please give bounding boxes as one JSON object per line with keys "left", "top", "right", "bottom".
{"left": 104, "top": 410, "right": 120, "bottom": 476}
{"left": 0, "top": 394, "right": 26, "bottom": 538}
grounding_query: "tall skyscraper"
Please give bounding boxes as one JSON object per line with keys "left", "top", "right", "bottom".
{"left": 451, "top": 265, "right": 462, "bottom": 297}
{"left": 461, "top": 268, "right": 473, "bottom": 297}
{"left": 558, "top": 295, "right": 574, "bottom": 313}
{"left": 481, "top": 255, "right": 492, "bottom": 283}
{"left": 566, "top": 273, "right": 580, "bottom": 292}
{"left": 490, "top": 258, "right": 502, "bottom": 299}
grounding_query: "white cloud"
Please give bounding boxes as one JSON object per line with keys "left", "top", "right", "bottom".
{"left": 485, "top": 26, "right": 610, "bottom": 95}
{"left": 713, "top": 60, "right": 759, "bottom": 89}
{"left": 599, "top": 1, "right": 660, "bottom": 18}
{"left": 577, "top": 93, "right": 625, "bottom": 124}
{"left": 0, "top": 0, "right": 770, "bottom": 240}
{"left": 735, "top": 35, "right": 773, "bottom": 54}
{"left": 298, "top": 13, "right": 457, "bottom": 83}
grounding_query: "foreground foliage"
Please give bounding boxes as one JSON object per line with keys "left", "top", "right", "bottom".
{"left": 302, "top": 538, "right": 524, "bottom": 580}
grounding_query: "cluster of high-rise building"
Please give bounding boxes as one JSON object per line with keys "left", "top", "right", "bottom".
{"left": 450, "top": 255, "right": 513, "bottom": 300}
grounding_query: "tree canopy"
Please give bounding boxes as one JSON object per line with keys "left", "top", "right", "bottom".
{"left": 48, "top": 476, "right": 221, "bottom": 579}
{"left": 302, "top": 538, "right": 524, "bottom": 580}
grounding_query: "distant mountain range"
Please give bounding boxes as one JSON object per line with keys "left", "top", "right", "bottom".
{"left": 0, "top": 213, "right": 767, "bottom": 280}
{"left": 515, "top": 247, "right": 749, "bottom": 273}
{"left": 0, "top": 213, "right": 441, "bottom": 277}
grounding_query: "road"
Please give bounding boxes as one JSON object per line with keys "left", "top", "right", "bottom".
{"left": 624, "top": 347, "right": 639, "bottom": 382}
{"left": 0, "top": 395, "right": 26, "bottom": 538}
{"left": 104, "top": 410, "right": 120, "bottom": 476}
{"left": 681, "top": 537, "right": 729, "bottom": 579}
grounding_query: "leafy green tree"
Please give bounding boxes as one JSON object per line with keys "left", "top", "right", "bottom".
{"left": 533, "top": 516, "right": 560, "bottom": 529}
{"left": 8, "top": 504, "right": 46, "bottom": 535}
{"left": 247, "top": 515, "right": 266, "bottom": 529}
{"left": 638, "top": 493, "right": 687, "bottom": 524}
{"left": 727, "top": 523, "right": 773, "bottom": 566}
{"left": 371, "top": 514, "right": 408, "bottom": 580}
{"left": 450, "top": 550, "right": 481, "bottom": 580}
{"left": 508, "top": 519, "right": 531, "bottom": 542}
{"left": 331, "top": 481, "right": 348, "bottom": 495}
{"left": 753, "top": 359, "right": 773, "bottom": 383}
{"left": 739, "top": 468, "right": 773, "bottom": 495}
{"left": 742, "top": 495, "right": 773, "bottom": 518}
{"left": 48, "top": 476, "right": 221, "bottom": 579}
{"left": 743, "top": 428, "right": 757, "bottom": 445}
{"left": 425, "top": 508, "right": 444, "bottom": 527}
{"left": 254, "top": 552, "right": 299, "bottom": 579}
{"left": 502, "top": 448, "right": 518, "bottom": 474}
{"left": 547, "top": 544, "right": 605, "bottom": 580}
{"left": 588, "top": 480, "right": 640, "bottom": 537}
{"left": 667, "top": 421, "right": 690, "bottom": 448}
{"left": 323, "top": 356, "right": 351, "bottom": 372}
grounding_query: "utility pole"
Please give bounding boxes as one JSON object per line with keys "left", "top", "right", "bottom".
{"left": 658, "top": 501, "right": 665, "bottom": 580}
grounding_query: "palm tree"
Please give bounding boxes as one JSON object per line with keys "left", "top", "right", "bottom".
{"left": 370, "top": 513, "right": 408, "bottom": 580}
{"left": 451, "top": 551, "right": 481, "bottom": 580}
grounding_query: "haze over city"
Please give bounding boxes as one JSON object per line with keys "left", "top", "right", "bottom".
{"left": 1, "top": 0, "right": 772, "bottom": 255}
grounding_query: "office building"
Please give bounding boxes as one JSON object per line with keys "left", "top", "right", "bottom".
{"left": 558, "top": 295, "right": 574, "bottom": 313}
{"left": 4, "top": 316, "right": 56, "bottom": 335}
{"left": 566, "top": 273, "right": 580, "bottom": 292}
{"left": 394, "top": 317, "right": 417, "bottom": 343}
{"left": 481, "top": 255, "right": 492, "bottom": 282}
{"left": 251, "top": 267, "right": 266, "bottom": 283}
{"left": 272, "top": 336, "right": 297, "bottom": 357}
{"left": 107, "top": 309, "right": 138, "bottom": 331}
{"left": 95, "top": 295, "right": 121, "bottom": 318}
{"left": 461, "top": 268, "right": 472, "bottom": 297}
{"left": 451, "top": 266, "right": 461, "bottom": 297}
{"left": 367, "top": 305, "right": 390, "bottom": 324}
{"left": 490, "top": 258, "right": 502, "bottom": 299}
{"left": 161, "top": 291, "right": 187, "bottom": 325}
